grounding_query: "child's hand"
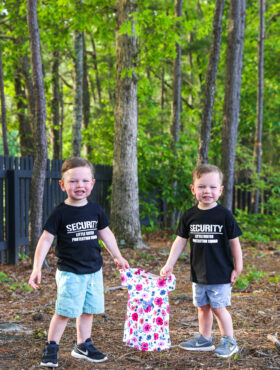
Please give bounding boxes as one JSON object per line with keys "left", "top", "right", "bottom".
{"left": 28, "top": 269, "right": 41, "bottom": 290}
{"left": 160, "top": 265, "right": 173, "bottom": 277}
{"left": 230, "top": 269, "right": 240, "bottom": 286}
{"left": 114, "top": 256, "right": 130, "bottom": 270}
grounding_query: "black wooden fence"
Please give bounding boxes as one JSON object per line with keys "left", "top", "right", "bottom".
{"left": 0, "top": 156, "right": 112, "bottom": 264}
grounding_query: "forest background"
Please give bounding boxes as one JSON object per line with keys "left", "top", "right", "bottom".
{"left": 0, "top": 0, "right": 280, "bottom": 251}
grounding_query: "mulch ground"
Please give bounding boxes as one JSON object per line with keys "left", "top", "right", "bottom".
{"left": 0, "top": 232, "right": 279, "bottom": 369}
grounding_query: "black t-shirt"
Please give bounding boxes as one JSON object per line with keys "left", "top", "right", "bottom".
{"left": 44, "top": 200, "right": 109, "bottom": 274}
{"left": 176, "top": 204, "right": 242, "bottom": 284}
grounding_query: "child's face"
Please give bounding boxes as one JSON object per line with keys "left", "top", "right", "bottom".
{"left": 190, "top": 171, "right": 223, "bottom": 209}
{"left": 59, "top": 166, "right": 95, "bottom": 205}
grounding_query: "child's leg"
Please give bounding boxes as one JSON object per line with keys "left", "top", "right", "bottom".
{"left": 212, "top": 307, "right": 233, "bottom": 338}
{"left": 76, "top": 313, "right": 93, "bottom": 343}
{"left": 198, "top": 304, "right": 213, "bottom": 339}
{"left": 48, "top": 313, "right": 69, "bottom": 343}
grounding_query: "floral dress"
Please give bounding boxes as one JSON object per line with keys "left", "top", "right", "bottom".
{"left": 120, "top": 268, "right": 176, "bottom": 351}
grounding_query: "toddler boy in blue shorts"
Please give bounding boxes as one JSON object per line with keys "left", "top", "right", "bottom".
{"left": 29, "top": 157, "right": 129, "bottom": 367}
{"left": 161, "top": 164, "right": 243, "bottom": 359}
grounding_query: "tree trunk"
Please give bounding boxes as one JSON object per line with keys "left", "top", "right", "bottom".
{"left": 89, "top": 34, "right": 102, "bottom": 105}
{"left": 83, "top": 34, "right": 92, "bottom": 157}
{"left": 197, "top": 0, "right": 225, "bottom": 165}
{"left": 111, "top": 0, "right": 147, "bottom": 249}
{"left": 14, "top": 69, "right": 34, "bottom": 157}
{"left": 0, "top": 40, "right": 9, "bottom": 156}
{"left": 27, "top": 0, "right": 48, "bottom": 260}
{"left": 170, "top": 0, "right": 182, "bottom": 229}
{"left": 221, "top": 0, "right": 246, "bottom": 210}
{"left": 59, "top": 80, "right": 64, "bottom": 159}
{"left": 72, "top": 29, "right": 83, "bottom": 157}
{"left": 253, "top": 0, "right": 265, "bottom": 214}
{"left": 51, "top": 49, "right": 61, "bottom": 159}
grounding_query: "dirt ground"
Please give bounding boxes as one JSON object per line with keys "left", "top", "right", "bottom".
{"left": 0, "top": 232, "right": 280, "bottom": 369}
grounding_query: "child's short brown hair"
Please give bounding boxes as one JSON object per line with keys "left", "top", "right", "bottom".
{"left": 61, "top": 157, "right": 95, "bottom": 178}
{"left": 192, "top": 164, "right": 223, "bottom": 184}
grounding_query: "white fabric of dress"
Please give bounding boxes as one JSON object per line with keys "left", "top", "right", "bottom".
{"left": 120, "top": 268, "right": 176, "bottom": 351}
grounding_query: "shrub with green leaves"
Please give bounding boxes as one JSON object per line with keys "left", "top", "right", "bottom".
{"left": 234, "top": 265, "right": 266, "bottom": 291}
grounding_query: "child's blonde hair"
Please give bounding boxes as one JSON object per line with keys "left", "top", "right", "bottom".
{"left": 61, "top": 157, "right": 95, "bottom": 178}
{"left": 192, "top": 164, "right": 223, "bottom": 184}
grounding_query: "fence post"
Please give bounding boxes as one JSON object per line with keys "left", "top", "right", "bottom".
{"left": 7, "top": 169, "right": 20, "bottom": 264}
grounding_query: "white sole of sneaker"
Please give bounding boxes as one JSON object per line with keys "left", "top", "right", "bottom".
{"left": 40, "top": 361, "right": 58, "bottom": 367}
{"left": 179, "top": 344, "right": 215, "bottom": 351}
{"left": 71, "top": 350, "right": 108, "bottom": 363}
{"left": 214, "top": 346, "right": 239, "bottom": 358}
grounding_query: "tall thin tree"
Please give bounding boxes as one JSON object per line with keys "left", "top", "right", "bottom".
{"left": 14, "top": 69, "right": 34, "bottom": 157}
{"left": 253, "top": 0, "right": 265, "bottom": 214}
{"left": 27, "top": 0, "right": 48, "bottom": 259}
{"left": 0, "top": 40, "right": 9, "bottom": 156}
{"left": 197, "top": 0, "right": 225, "bottom": 165}
{"left": 111, "top": 0, "right": 147, "bottom": 249}
{"left": 170, "top": 0, "right": 182, "bottom": 229}
{"left": 72, "top": 27, "right": 83, "bottom": 157}
{"left": 221, "top": 0, "right": 246, "bottom": 210}
{"left": 51, "top": 49, "right": 61, "bottom": 159}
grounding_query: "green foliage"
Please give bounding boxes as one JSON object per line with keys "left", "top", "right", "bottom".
{"left": 1, "top": 0, "right": 280, "bottom": 230}
{"left": 268, "top": 274, "right": 280, "bottom": 284}
{"left": 0, "top": 271, "right": 32, "bottom": 293}
{"left": 0, "top": 272, "right": 9, "bottom": 283}
{"left": 18, "top": 252, "right": 29, "bottom": 261}
{"left": 235, "top": 265, "right": 266, "bottom": 291}
{"left": 235, "top": 210, "right": 280, "bottom": 242}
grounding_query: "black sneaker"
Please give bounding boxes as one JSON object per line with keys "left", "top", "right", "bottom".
{"left": 40, "top": 341, "right": 59, "bottom": 367}
{"left": 71, "top": 338, "right": 107, "bottom": 363}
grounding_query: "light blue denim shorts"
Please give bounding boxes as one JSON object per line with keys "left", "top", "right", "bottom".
{"left": 55, "top": 268, "right": 104, "bottom": 318}
{"left": 192, "top": 282, "right": 232, "bottom": 308}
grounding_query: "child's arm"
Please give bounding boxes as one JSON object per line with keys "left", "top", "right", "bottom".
{"left": 229, "top": 237, "right": 243, "bottom": 286}
{"left": 28, "top": 230, "right": 55, "bottom": 290}
{"left": 98, "top": 226, "right": 129, "bottom": 270}
{"left": 160, "top": 236, "right": 187, "bottom": 277}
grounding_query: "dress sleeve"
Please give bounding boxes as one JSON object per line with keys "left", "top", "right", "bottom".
{"left": 120, "top": 269, "right": 133, "bottom": 287}
{"left": 166, "top": 274, "right": 176, "bottom": 291}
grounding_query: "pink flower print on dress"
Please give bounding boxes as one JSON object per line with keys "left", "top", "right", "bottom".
{"left": 132, "top": 313, "right": 138, "bottom": 321}
{"left": 144, "top": 305, "right": 152, "bottom": 313}
{"left": 141, "top": 343, "right": 149, "bottom": 351}
{"left": 143, "top": 323, "right": 152, "bottom": 333}
{"left": 120, "top": 268, "right": 176, "bottom": 351}
{"left": 121, "top": 274, "right": 127, "bottom": 283}
{"left": 155, "top": 297, "right": 163, "bottom": 306}
{"left": 156, "top": 317, "right": 163, "bottom": 326}
{"left": 157, "top": 279, "right": 166, "bottom": 288}
{"left": 138, "top": 307, "right": 144, "bottom": 314}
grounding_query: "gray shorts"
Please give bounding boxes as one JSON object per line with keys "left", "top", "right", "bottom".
{"left": 192, "top": 282, "right": 232, "bottom": 308}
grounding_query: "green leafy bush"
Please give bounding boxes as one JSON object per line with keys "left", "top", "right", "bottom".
{"left": 235, "top": 210, "right": 280, "bottom": 242}
{"left": 235, "top": 265, "right": 266, "bottom": 291}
